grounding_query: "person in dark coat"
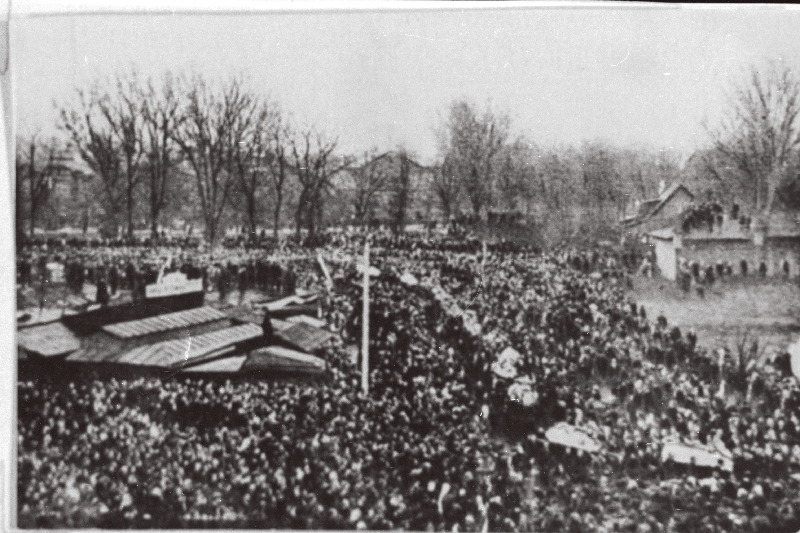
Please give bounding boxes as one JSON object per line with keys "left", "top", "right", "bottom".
{"left": 217, "top": 266, "right": 228, "bottom": 303}
{"left": 96, "top": 277, "right": 110, "bottom": 306}
{"left": 126, "top": 261, "right": 137, "bottom": 291}
{"left": 108, "top": 264, "right": 119, "bottom": 296}
{"left": 262, "top": 308, "right": 274, "bottom": 344}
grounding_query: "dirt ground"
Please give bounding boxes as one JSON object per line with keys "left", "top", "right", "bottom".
{"left": 629, "top": 276, "right": 800, "bottom": 360}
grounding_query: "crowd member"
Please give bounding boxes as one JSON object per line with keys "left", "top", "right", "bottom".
{"left": 17, "top": 229, "right": 800, "bottom": 531}
{"left": 680, "top": 202, "right": 723, "bottom": 233}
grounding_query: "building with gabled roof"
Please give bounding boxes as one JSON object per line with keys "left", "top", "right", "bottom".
{"left": 623, "top": 182, "right": 695, "bottom": 235}
{"left": 646, "top": 206, "right": 800, "bottom": 281}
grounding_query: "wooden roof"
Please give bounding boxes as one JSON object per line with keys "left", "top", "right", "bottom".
{"left": 258, "top": 293, "right": 319, "bottom": 312}
{"left": 17, "top": 322, "right": 81, "bottom": 357}
{"left": 180, "top": 355, "right": 247, "bottom": 374}
{"left": 286, "top": 314, "right": 328, "bottom": 329}
{"left": 17, "top": 308, "right": 76, "bottom": 328}
{"left": 276, "top": 322, "right": 336, "bottom": 353}
{"left": 102, "top": 306, "right": 226, "bottom": 339}
{"left": 243, "top": 346, "right": 325, "bottom": 374}
{"left": 84, "top": 323, "right": 263, "bottom": 368}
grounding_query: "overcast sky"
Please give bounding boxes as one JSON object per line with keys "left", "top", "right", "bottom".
{"left": 11, "top": 5, "right": 800, "bottom": 164}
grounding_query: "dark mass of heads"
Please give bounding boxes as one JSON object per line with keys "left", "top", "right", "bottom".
{"left": 17, "top": 230, "right": 800, "bottom": 532}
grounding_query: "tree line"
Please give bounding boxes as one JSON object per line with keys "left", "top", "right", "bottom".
{"left": 16, "top": 62, "right": 800, "bottom": 246}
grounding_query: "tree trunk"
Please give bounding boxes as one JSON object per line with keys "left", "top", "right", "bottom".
{"left": 440, "top": 197, "right": 451, "bottom": 222}
{"left": 127, "top": 185, "right": 134, "bottom": 238}
{"left": 294, "top": 194, "right": 304, "bottom": 239}
{"left": 246, "top": 195, "right": 257, "bottom": 237}
{"left": 29, "top": 176, "right": 35, "bottom": 238}
{"left": 29, "top": 145, "right": 36, "bottom": 238}
{"left": 273, "top": 190, "right": 282, "bottom": 241}
{"left": 150, "top": 176, "right": 160, "bottom": 240}
{"left": 206, "top": 216, "right": 217, "bottom": 246}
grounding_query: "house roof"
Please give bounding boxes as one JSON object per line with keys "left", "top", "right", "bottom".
{"left": 681, "top": 208, "right": 799, "bottom": 240}
{"left": 626, "top": 184, "right": 694, "bottom": 226}
{"left": 648, "top": 184, "right": 694, "bottom": 218}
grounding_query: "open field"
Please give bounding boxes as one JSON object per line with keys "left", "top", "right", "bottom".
{"left": 630, "top": 276, "right": 800, "bottom": 360}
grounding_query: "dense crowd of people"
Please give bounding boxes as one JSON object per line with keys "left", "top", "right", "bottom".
{"left": 680, "top": 202, "right": 724, "bottom": 234}
{"left": 17, "top": 229, "right": 800, "bottom": 531}
{"left": 17, "top": 244, "right": 304, "bottom": 308}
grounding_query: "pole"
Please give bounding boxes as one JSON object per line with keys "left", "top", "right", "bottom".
{"left": 361, "top": 239, "right": 370, "bottom": 396}
{"left": 481, "top": 239, "right": 487, "bottom": 281}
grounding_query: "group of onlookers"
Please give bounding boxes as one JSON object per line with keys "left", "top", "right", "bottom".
{"left": 16, "top": 229, "right": 800, "bottom": 531}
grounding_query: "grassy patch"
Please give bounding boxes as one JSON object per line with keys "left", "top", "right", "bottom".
{"left": 630, "top": 275, "right": 800, "bottom": 359}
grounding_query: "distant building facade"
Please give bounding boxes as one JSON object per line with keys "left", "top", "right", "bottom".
{"left": 333, "top": 151, "right": 442, "bottom": 227}
{"left": 646, "top": 205, "right": 800, "bottom": 281}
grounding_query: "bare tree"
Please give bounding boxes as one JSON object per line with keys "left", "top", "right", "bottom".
{"left": 16, "top": 135, "right": 60, "bottom": 238}
{"left": 173, "top": 74, "right": 258, "bottom": 244}
{"left": 725, "top": 329, "right": 765, "bottom": 392}
{"left": 777, "top": 171, "right": 800, "bottom": 209}
{"left": 705, "top": 63, "right": 800, "bottom": 225}
{"left": 229, "top": 100, "right": 280, "bottom": 238}
{"left": 265, "top": 117, "right": 292, "bottom": 241}
{"left": 141, "top": 72, "right": 184, "bottom": 239}
{"left": 433, "top": 155, "right": 462, "bottom": 221}
{"left": 494, "top": 138, "right": 537, "bottom": 213}
{"left": 290, "top": 129, "right": 350, "bottom": 239}
{"left": 389, "top": 149, "right": 413, "bottom": 233}
{"left": 350, "top": 149, "right": 391, "bottom": 227}
{"left": 438, "top": 100, "right": 509, "bottom": 218}
{"left": 59, "top": 74, "right": 147, "bottom": 237}
{"left": 580, "top": 142, "right": 622, "bottom": 219}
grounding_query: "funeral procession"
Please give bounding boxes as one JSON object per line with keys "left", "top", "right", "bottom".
{"left": 9, "top": 5, "right": 800, "bottom": 533}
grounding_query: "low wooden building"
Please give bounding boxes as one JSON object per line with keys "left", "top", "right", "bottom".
{"left": 647, "top": 210, "right": 800, "bottom": 281}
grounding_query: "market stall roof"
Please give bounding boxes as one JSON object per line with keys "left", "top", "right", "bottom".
{"left": 102, "top": 306, "right": 226, "bottom": 339}
{"left": 17, "top": 308, "right": 75, "bottom": 328}
{"left": 242, "top": 346, "right": 326, "bottom": 374}
{"left": 17, "top": 321, "right": 80, "bottom": 357}
{"left": 286, "top": 314, "right": 328, "bottom": 329}
{"left": 272, "top": 319, "right": 294, "bottom": 332}
{"left": 113, "top": 323, "right": 263, "bottom": 368}
{"left": 276, "top": 322, "right": 336, "bottom": 353}
{"left": 180, "top": 355, "right": 247, "bottom": 374}
{"left": 258, "top": 293, "right": 318, "bottom": 312}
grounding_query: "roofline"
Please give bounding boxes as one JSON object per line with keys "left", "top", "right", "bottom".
{"left": 649, "top": 184, "right": 693, "bottom": 219}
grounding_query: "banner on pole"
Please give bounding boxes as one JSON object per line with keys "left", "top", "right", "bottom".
{"left": 317, "top": 253, "right": 333, "bottom": 290}
{"left": 789, "top": 339, "right": 800, "bottom": 381}
{"left": 361, "top": 241, "right": 370, "bottom": 396}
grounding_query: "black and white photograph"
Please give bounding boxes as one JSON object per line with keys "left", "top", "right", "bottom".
{"left": 9, "top": 2, "right": 800, "bottom": 531}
